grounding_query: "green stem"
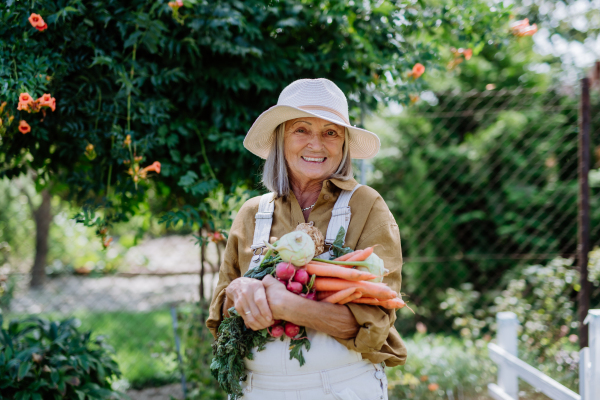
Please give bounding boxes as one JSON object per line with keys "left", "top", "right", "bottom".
{"left": 127, "top": 44, "right": 137, "bottom": 133}
{"left": 94, "top": 90, "right": 102, "bottom": 132}
{"left": 196, "top": 129, "right": 217, "bottom": 180}
{"left": 106, "top": 136, "right": 114, "bottom": 197}
{"left": 312, "top": 258, "right": 370, "bottom": 267}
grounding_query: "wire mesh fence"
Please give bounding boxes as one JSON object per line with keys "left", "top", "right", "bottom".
{"left": 372, "top": 86, "right": 600, "bottom": 336}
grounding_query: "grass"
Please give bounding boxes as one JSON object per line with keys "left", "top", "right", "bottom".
{"left": 4, "top": 309, "right": 179, "bottom": 389}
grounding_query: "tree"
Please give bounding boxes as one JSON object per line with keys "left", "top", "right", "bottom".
{"left": 1, "top": 0, "right": 512, "bottom": 287}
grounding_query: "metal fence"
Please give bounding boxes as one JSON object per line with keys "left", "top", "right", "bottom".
{"left": 371, "top": 84, "right": 600, "bottom": 337}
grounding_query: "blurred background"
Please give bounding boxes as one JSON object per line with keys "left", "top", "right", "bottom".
{"left": 2, "top": 0, "right": 600, "bottom": 399}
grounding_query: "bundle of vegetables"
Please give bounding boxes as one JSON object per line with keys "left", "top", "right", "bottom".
{"left": 211, "top": 225, "right": 319, "bottom": 400}
{"left": 211, "top": 224, "right": 408, "bottom": 399}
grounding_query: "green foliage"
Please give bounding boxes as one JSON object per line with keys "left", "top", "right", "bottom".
{"left": 440, "top": 256, "right": 585, "bottom": 391}
{"left": 0, "top": 315, "right": 124, "bottom": 399}
{"left": 386, "top": 334, "right": 496, "bottom": 399}
{"left": 0, "top": 0, "right": 512, "bottom": 240}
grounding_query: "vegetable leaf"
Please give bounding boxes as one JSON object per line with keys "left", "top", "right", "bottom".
{"left": 330, "top": 226, "right": 354, "bottom": 258}
{"left": 288, "top": 327, "right": 311, "bottom": 366}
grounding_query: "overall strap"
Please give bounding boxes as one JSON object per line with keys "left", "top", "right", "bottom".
{"left": 249, "top": 192, "right": 275, "bottom": 269}
{"left": 324, "top": 184, "right": 362, "bottom": 246}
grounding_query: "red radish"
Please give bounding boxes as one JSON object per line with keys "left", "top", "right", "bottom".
{"left": 272, "top": 319, "right": 282, "bottom": 325}
{"left": 284, "top": 322, "right": 300, "bottom": 338}
{"left": 287, "top": 281, "right": 303, "bottom": 294}
{"left": 293, "top": 269, "right": 310, "bottom": 285}
{"left": 304, "top": 292, "right": 316, "bottom": 301}
{"left": 276, "top": 262, "right": 295, "bottom": 280}
{"left": 277, "top": 278, "right": 287, "bottom": 285}
{"left": 270, "top": 325, "right": 284, "bottom": 338}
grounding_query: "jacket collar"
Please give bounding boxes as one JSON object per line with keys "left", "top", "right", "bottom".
{"left": 326, "top": 177, "right": 360, "bottom": 191}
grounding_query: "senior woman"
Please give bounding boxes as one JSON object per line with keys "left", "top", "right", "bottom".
{"left": 207, "top": 78, "right": 406, "bottom": 400}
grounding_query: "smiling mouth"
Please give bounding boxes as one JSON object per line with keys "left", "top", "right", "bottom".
{"left": 301, "top": 156, "right": 327, "bottom": 163}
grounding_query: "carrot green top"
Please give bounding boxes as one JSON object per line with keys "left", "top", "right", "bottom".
{"left": 206, "top": 177, "right": 407, "bottom": 367}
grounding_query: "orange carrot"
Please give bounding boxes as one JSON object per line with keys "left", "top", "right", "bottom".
{"left": 305, "top": 263, "right": 377, "bottom": 281}
{"left": 321, "top": 287, "right": 356, "bottom": 303}
{"left": 316, "top": 291, "right": 338, "bottom": 301}
{"left": 310, "top": 259, "right": 353, "bottom": 269}
{"left": 313, "top": 278, "right": 396, "bottom": 299}
{"left": 338, "top": 291, "right": 362, "bottom": 305}
{"left": 346, "top": 247, "right": 374, "bottom": 262}
{"left": 351, "top": 297, "right": 406, "bottom": 309}
{"left": 334, "top": 250, "right": 362, "bottom": 261}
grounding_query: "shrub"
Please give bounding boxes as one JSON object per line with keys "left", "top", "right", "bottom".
{"left": 0, "top": 315, "right": 124, "bottom": 399}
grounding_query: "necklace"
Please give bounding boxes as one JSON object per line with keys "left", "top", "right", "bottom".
{"left": 301, "top": 202, "right": 317, "bottom": 212}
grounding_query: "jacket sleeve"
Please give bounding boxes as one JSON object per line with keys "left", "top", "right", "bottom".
{"left": 333, "top": 196, "right": 408, "bottom": 366}
{"left": 206, "top": 202, "right": 252, "bottom": 338}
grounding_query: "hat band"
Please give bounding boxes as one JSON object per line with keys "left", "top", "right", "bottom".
{"left": 297, "top": 105, "right": 350, "bottom": 125}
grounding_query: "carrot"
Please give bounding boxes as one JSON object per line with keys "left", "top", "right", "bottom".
{"left": 321, "top": 287, "right": 356, "bottom": 303}
{"left": 316, "top": 291, "right": 338, "bottom": 301}
{"left": 334, "top": 250, "right": 362, "bottom": 261}
{"left": 338, "top": 291, "right": 362, "bottom": 305}
{"left": 346, "top": 247, "right": 374, "bottom": 262}
{"left": 313, "top": 278, "right": 396, "bottom": 300}
{"left": 351, "top": 297, "right": 407, "bottom": 309}
{"left": 305, "top": 263, "right": 377, "bottom": 281}
{"left": 310, "top": 259, "right": 353, "bottom": 269}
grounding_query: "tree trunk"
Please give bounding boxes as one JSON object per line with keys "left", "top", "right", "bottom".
{"left": 31, "top": 189, "right": 52, "bottom": 288}
{"left": 199, "top": 228, "right": 206, "bottom": 301}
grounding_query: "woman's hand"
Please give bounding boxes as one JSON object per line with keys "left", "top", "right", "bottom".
{"left": 225, "top": 277, "right": 274, "bottom": 331}
{"left": 262, "top": 275, "right": 294, "bottom": 320}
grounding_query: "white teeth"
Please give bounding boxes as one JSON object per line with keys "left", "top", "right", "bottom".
{"left": 302, "top": 156, "right": 325, "bottom": 162}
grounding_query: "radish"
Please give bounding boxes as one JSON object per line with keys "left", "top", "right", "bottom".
{"left": 276, "top": 262, "right": 295, "bottom": 281}
{"left": 287, "top": 281, "right": 303, "bottom": 294}
{"left": 284, "top": 322, "right": 300, "bottom": 338}
{"left": 293, "top": 269, "right": 309, "bottom": 285}
{"left": 304, "top": 292, "right": 316, "bottom": 301}
{"left": 270, "top": 325, "right": 284, "bottom": 338}
{"left": 272, "top": 319, "right": 282, "bottom": 325}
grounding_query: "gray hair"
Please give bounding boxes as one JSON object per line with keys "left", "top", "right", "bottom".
{"left": 262, "top": 122, "right": 353, "bottom": 198}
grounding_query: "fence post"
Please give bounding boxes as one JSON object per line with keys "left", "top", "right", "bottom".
{"left": 579, "top": 76, "right": 591, "bottom": 349}
{"left": 583, "top": 309, "right": 600, "bottom": 398}
{"left": 497, "top": 312, "right": 519, "bottom": 399}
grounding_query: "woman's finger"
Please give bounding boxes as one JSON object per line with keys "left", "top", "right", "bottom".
{"left": 253, "top": 287, "right": 273, "bottom": 325}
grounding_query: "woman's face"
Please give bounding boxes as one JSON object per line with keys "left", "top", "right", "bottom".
{"left": 283, "top": 117, "right": 345, "bottom": 186}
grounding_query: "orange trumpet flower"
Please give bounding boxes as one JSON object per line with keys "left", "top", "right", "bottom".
{"left": 18, "top": 120, "right": 31, "bottom": 134}
{"left": 143, "top": 161, "right": 161, "bottom": 174}
{"left": 411, "top": 63, "right": 425, "bottom": 79}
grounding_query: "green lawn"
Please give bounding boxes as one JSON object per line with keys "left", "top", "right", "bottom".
{"left": 5, "top": 309, "right": 179, "bottom": 389}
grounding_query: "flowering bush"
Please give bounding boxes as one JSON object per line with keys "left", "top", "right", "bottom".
{"left": 0, "top": 0, "right": 514, "bottom": 244}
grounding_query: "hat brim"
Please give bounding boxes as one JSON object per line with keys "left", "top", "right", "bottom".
{"left": 243, "top": 105, "right": 380, "bottom": 160}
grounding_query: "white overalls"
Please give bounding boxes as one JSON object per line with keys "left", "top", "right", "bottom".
{"left": 241, "top": 185, "right": 389, "bottom": 400}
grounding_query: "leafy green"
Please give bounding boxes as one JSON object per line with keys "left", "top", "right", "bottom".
{"left": 288, "top": 327, "right": 311, "bottom": 366}
{"left": 210, "top": 308, "right": 272, "bottom": 400}
{"left": 330, "top": 227, "right": 354, "bottom": 258}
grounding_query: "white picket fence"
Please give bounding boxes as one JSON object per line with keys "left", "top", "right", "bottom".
{"left": 488, "top": 310, "right": 600, "bottom": 400}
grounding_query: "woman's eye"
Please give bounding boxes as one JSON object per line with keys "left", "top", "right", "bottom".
{"left": 326, "top": 130, "right": 337, "bottom": 136}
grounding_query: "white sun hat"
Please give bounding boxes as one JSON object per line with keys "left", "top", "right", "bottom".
{"left": 243, "top": 78, "right": 380, "bottom": 160}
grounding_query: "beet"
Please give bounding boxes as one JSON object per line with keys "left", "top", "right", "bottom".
{"left": 275, "top": 262, "right": 295, "bottom": 281}
{"left": 293, "top": 269, "right": 309, "bottom": 285}
{"left": 270, "top": 325, "right": 284, "bottom": 338}
{"left": 287, "top": 281, "right": 303, "bottom": 294}
{"left": 284, "top": 322, "right": 300, "bottom": 338}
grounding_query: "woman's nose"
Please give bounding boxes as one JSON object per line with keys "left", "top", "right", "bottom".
{"left": 306, "top": 132, "right": 324, "bottom": 151}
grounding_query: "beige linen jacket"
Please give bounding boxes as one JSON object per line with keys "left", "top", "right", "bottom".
{"left": 206, "top": 177, "right": 407, "bottom": 366}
